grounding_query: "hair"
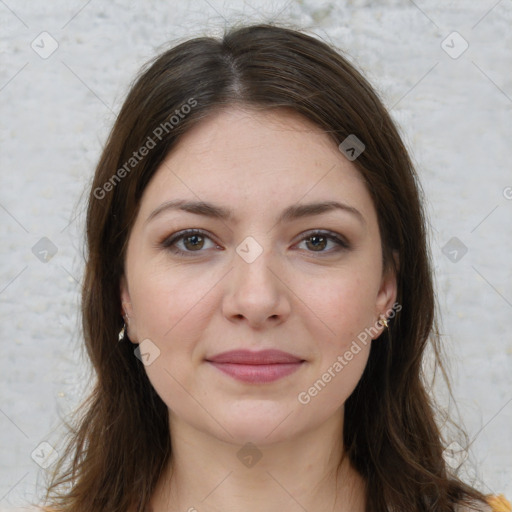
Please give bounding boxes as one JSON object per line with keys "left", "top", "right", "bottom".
{"left": 39, "top": 22, "right": 491, "bottom": 512}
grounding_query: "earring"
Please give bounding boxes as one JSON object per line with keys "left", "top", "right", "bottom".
{"left": 378, "top": 314, "right": 389, "bottom": 329}
{"left": 118, "top": 322, "right": 126, "bottom": 341}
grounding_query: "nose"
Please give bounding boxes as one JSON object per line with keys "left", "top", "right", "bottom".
{"left": 221, "top": 237, "right": 291, "bottom": 329}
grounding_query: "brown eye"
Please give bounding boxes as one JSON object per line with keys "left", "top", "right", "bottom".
{"left": 161, "top": 229, "right": 217, "bottom": 256}
{"left": 297, "top": 231, "right": 349, "bottom": 255}
{"left": 182, "top": 233, "right": 205, "bottom": 251}
{"left": 305, "top": 234, "right": 328, "bottom": 251}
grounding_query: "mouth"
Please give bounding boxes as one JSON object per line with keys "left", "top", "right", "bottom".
{"left": 206, "top": 349, "right": 305, "bottom": 383}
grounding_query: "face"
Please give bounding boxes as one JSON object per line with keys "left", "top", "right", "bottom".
{"left": 120, "top": 106, "right": 397, "bottom": 445}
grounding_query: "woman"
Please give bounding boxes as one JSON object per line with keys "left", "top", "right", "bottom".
{"left": 39, "top": 23, "right": 510, "bottom": 512}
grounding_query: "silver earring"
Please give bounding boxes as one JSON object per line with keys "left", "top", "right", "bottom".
{"left": 118, "top": 322, "right": 126, "bottom": 341}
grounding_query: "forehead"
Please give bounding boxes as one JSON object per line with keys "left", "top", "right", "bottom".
{"left": 138, "top": 106, "right": 375, "bottom": 225}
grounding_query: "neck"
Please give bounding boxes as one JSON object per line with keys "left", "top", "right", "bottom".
{"left": 149, "top": 409, "right": 366, "bottom": 512}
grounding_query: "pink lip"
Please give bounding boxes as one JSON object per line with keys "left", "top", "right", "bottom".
{"left": 206, "top": 350, "right": 305, "bottom": 383}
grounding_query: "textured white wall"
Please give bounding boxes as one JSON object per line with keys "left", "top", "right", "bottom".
{"left": 1, "top": 0, "right": 511, "bottom": 509}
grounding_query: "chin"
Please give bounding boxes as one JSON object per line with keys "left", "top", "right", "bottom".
{"left": 212, "top": 400, "right": 305, "bottom": 445}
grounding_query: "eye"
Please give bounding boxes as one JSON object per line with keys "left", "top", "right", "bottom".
{"left": 295, "top": 230, "right": 350, "bottom": 255}
{"left": 161, "top": 229, "right": 219, "bottom": 257}
{"left": 160, "top": 229, "right": 349, "bottom": 257}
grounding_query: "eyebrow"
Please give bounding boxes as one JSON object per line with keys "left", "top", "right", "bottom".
{"left": 145, "top": 199, "right": 366, "bottom": 226}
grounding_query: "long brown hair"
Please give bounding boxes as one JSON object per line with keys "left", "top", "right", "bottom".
{"left": 40, "top": 22, "right": 490, "bottom": 512}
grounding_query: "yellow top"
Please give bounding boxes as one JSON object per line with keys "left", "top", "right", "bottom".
{"left": 487, "top": 494, "right": 512, "bottom": 512}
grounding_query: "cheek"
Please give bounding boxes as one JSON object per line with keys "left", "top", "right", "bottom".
{"left": 295, "top": 268, "right": 379, "bottom": 346}
{"left": 303, "top": 343, "right": 371, "bottom": 417}
{"left": 295, "top": 277, "right": 373, "bottom": 414}
{"left": 291, "top": 264, "right": 379, "bottom": 407}
{"left": 127, "top": 266, "right": 220, "bottom": 398}
{"left": 129, "top": 265, "right": 217, "bottom": 339}
{"left": 128, "top": 268, "right": 212, "bottom": 412}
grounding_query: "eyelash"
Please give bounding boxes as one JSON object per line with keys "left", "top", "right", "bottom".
{"left": 160, "top": 229, "right": 350, "bottom": 257}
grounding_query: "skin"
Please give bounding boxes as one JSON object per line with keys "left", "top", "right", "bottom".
{"left": 120, "top": 106, "right": 398, "bottom": 512}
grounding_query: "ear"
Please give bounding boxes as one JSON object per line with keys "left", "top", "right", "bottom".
{"left": 373, "top": 251, "right": 399, "bottom": 335}
{"left": 120, "top": 275, "right": 139, "bottom": 344}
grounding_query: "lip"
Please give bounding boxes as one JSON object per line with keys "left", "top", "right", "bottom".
{"left": 206, "top": 349, "right": 305, "bottom": 383}
{"left": 207, "top": 349, "right": 303, "bottom": 364}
